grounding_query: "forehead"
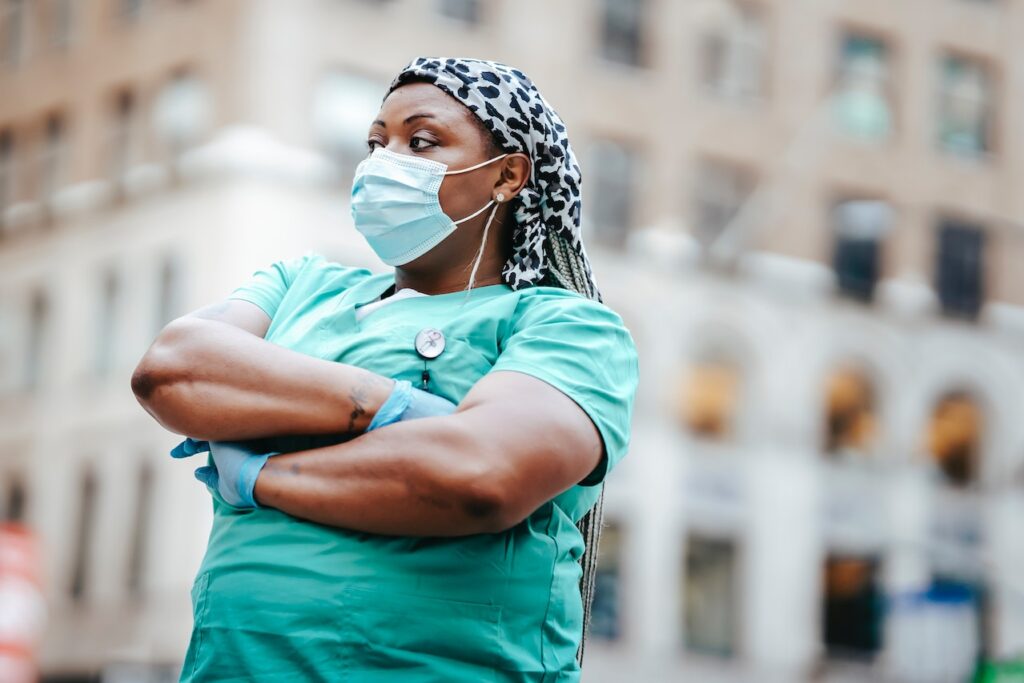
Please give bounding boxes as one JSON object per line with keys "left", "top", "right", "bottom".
{"left": 377, "top": 82, "right": 470, "bottom": 125}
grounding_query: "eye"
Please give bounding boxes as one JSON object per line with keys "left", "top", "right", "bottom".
{"left": 409, "top": 135, "right": 437, "bottom": 151}
{"left": 366, "top": 139, "right": 383, "bottom": 153}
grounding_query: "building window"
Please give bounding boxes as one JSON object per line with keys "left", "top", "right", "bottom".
{"left": 599, "top": 0, "right": 647, "bottom": 67}
{"left": 590, "top": 521, "right": 623, "bottom": 640}
{"left": 311, "top": 71, "right": 385, "bottom": 181}
{"left": 823, "top": 367, "right": 877, "bottom": 457}
{"left": 1, "top": 0, "right": 25, "bottom": 66}
{"left": 926, "top": 391, "right": 982, "bottom": 487}
{"left": 832, "top": 200, "right": 893, "bottom": 302}
{"left": 0, "top": 129, "right": 13, "bottom": 215}
{"left": 95, "top": 269, "right": 120, "bottom": 377}
{"left": 50, "top": 0, "right": 73, "bottom": 48}
{"left": 38, "top": 113, "right": 66, "bottom": 203}
{"left": 109, "top": 89, "right": 139, "bottom": 180}
{"left": 587, "top": 139, "right": 636, "bottom": 248}
{"left": 119, "top": 0, "right": 145, "bottom": 20}
{"left": 684, "top": 536, "right": 738, "bottom": 658}
{"left": 935, "top": 218, "right": 985, "bottom": 319}
{"left": 69, "top": 467, "right": 98, "bottom": 603}
{"left": 155, "top": 254, "right": 182, "bottom": 333}
{"left": 693, "top": 159, "right": 755, "bottom": 251}
{"left": 437, "top": 0, "right": 480, "bottom": 24}
{"left": 833, "top": 33, "right": 892, "bottom": 141}
{"left": 4, "top": 476, "right": 26, "bottom": 522}
{"left": 938, "top": 54, "right": 994, "bottom": 158}
{"left": 126, "top": 462, "right": 153, "bottom": 598}
{"left": 822, "top": 555, "right": 883, "bottom": 660}
{"left": 25, "top": 288, "right": 47, "bottom": 391}
{"left": 699, "top": 1, "right": 766, "bottom": 102}
{"left": 152, "top": 70, "right": 211, "bottom": 156}
{"left": 679, "top": 357, "right": 740, "bottom": 441}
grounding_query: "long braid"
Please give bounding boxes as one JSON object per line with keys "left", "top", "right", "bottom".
{"left": 540, "top": 232, "right": 606, "bottom": 667}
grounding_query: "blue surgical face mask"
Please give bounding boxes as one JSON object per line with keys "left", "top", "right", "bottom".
{"left": 350, "top": 148, "right": 508, "bottom": 266}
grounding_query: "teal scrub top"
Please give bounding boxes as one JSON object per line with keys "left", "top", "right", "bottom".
{"left": 179, "top": 253, "right": 639, "bottom": 682}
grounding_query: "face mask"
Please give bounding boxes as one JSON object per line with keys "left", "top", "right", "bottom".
{"left": 350, "top": 148, "right": 508, "bottom": 266}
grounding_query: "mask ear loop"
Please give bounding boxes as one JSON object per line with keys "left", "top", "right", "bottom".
{"left": 462, "top": 192, "right": 505, "bottom": 305}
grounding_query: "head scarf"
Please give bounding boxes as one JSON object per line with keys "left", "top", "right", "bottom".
{"left": 386, "top": 57, "right": 602, "bottom": 302}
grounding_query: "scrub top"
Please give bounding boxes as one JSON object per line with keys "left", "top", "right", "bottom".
{"left": 179, "top": 253, "right": 639, "bottom": 683}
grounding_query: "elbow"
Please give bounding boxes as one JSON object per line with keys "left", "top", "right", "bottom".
{"left": 130, "top": 318, "right": 195, "bottom": 407}
{"left": 455, "top": 462, "right": 521, "bottom": 535}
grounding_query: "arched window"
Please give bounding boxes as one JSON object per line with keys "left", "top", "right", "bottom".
{"left": 823, "top": 366, "right": 877, "bottom": 457}
{"left": 679, "top": 355, "right": 740, "bottom": 441}
{"left": 925, "top": 391, "right": 983, "bottom": 487}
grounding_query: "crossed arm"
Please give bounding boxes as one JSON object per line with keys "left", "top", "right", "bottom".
{"left": 131, "top": 299, "right": 605, "bottom": 536}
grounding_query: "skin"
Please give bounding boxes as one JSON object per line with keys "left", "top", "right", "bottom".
{"left": 131, "top": 82, "right": 606, "bottom": 536}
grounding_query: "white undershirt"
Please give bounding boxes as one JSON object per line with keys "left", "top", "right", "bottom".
{"left": 354, "top": 287, "right": 429, "bottom": 322}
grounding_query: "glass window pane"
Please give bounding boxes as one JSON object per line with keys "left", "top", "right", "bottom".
{"left": 935, "top": 219, "right": 985, "bottom": 319}
{"left": 938, "top": 55, "right": 993, "bottom": 157}
{"left": 834, "top": 34, "right": 892, "bottom": 140}
{"left": 700, "top": 1, "right": 766, "bottom": 101}
{"left": 822, "top": 555, "right": 883, "bottom": 659}
{"left": 832, "top": 199, "right": 892, "bottom": 301}
{"left": 587, "top": 140, "right": 636, "bottom": 247}
{"left": 684, "top": 536, "right": 738, "bottom": 657}
{"left": 437, "top": 0, "right": 479, "bottom": 24}
{"left": 926, "top": 391, "right": 983, "bottom": 487}
{"left": 600, "top": 0, "right": 646, "bottom": 67}
{"left": 311, "top": 72, "right": 385, "bottom": 180}
{"left": 590, "top": 521, "right": 623, "bottom": 640}
{"left": 824, "top": 367, "right": 877, "bottom": 457}
{"left": 693, "top": 159, "right": 755, "bottom": 250}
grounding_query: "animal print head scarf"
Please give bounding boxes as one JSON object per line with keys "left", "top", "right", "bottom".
{"left": 387, "top": 57, "right": 602, "bottom": 302}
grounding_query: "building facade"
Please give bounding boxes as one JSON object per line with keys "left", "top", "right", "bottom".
{"left": 1, "top": 0, "right": 1023, "bottom": 681}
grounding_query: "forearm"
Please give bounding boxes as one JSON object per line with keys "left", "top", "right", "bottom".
{"left": 132, "top": 316, "right": 393, "bottom": 440}
{"left": 253, "top": 414, "right": 509, "bottom": 537}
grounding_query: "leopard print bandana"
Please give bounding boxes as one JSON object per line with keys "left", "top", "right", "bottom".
{"left": 387, "top": 57, "right": 599, "bottom": 295}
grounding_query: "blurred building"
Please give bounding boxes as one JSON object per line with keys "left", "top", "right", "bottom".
{"left": 1, "top": 0, "right": 1023, "bottom": 681}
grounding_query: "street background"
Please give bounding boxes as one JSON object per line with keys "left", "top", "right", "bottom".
{"left": 1, "top": 0, "right": 1024, "bottom": 681}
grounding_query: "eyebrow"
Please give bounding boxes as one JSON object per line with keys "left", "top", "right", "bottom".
{"left": 371, "top": 113, "right": 438, "bottom": 128}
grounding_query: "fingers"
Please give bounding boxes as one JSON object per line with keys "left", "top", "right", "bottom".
{"left": 170, "top": 437, "right": 211, "bottom": 459}
{"left": 193, "top": 465, "right": 219, "bottom": 488}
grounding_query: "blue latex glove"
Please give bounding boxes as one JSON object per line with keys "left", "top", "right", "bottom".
{"left": 365, "top": 379, "right": 457, "bottom": 431}
{"left": 171, "top": 438, "right": 278, "bottom": 508}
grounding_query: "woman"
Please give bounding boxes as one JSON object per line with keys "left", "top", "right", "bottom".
{"left": 132, "top": 57, "right": 639, "bottom": 682}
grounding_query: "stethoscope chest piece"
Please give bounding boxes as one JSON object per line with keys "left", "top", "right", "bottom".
{"left": 414, "top": 327, "right": 446, "bottom": 360}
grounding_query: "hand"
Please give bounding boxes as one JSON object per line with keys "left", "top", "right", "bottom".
{"left": 365, "top": 380, "right": 457, "bottom": 431}
{"left": 171, "top": 438, "right": 279, "bottom": 508}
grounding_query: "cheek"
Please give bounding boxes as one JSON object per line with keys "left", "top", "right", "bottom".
{"left": 437, "top": 174, "right": 479, "bottom": 219}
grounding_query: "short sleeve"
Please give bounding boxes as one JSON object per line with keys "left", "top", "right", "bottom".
{"left": 227, "top": 253, "right": 318, "bottom": 320}
{"left": 489, "top": 292, "right": 639, "bottom": 487}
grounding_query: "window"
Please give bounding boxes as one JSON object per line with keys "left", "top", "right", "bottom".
{"left": 684, "top": 536, "right": 738, "bottom": 657}
{"left": 938, "top": 54, "right": 994, "bottom": 157}
{"left": 50, "top": 0, "right": 73, "bottom": 48}
{"left": 38, "top": 113, "right": 66, "bottom": 203}
{"left": 699, "top": 1, "right": 766, "bottom": 102}
{"left": 69, "top": 467, "right": 98, "bottom": 602}
{"left": 437, "top": 0, "right": 479, "bottom": 24}
{"left": 109, "top": 89, "right": 139, "bottom": 179}
{"left": 823, "top": 367, "right": 877, "bottom": 457}
{"left": 311, "top": 71, "right": 385, "bottom": 181}
{"left": 693, "top": 159, "right": 755, "bottom": 250}
{"left": 935, "top": 218, "right": 985, "bottom": 319}
{"left": 155, "top": 255, "right": 181, "bottom": 333}
{"left": 926, "top": 391, "right": 982, "bottom": 487}
{"left": 95, "top": 269, "right": 119, "bottom": 377}
{"left": 126, "top": 462, "right": 153, "bottom": 597}
{"left": 1, "top": 0, "right": 25, "bottom": 66}
{"left": 587, "top": 139, "right": 636, "bottom": 247}
{"left": 590, "top": 521, "right": 623, "bottom": 640}
{"left": 25, "top": 288, "right": 47, "bottom": 391}
{"left": 833, "top": 33, "right": 892, "bottom": 141}
{"left": 0, "top": 129, "right": 13, "bottom": 214}
{"left": 152, "top": 71, "right": 211, "bottom": 156}
{"left": 679, "top": 357, "right": 740, "bottom": 441}
{"left": 119, "top": 0, "right": 145, "bottom": 20}
{"left": 832, "top": 200, "right": 893, "bottom": 302}
{"left": 599, "top": 0, "right": 646, "bottom": 67}
{"left": 822, "top": 555, "right": 883, "bottom": 660}
{"left": 4, "top": 476, "right": 26, "bottom": 522}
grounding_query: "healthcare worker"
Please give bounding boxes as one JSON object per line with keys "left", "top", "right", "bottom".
{"left": 132, "top": 57, "right": 639, "bottom": 682}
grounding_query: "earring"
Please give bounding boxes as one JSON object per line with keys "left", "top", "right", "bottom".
{"left": 496, "top": 193, "right": 505, "bottom": 203}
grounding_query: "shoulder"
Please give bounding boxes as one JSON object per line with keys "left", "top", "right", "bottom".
{"left": 510, "top": 286, "right": 633, "bottom": 340}
{"left": 286, "top": 252, "right": 377, "bottom": 290}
